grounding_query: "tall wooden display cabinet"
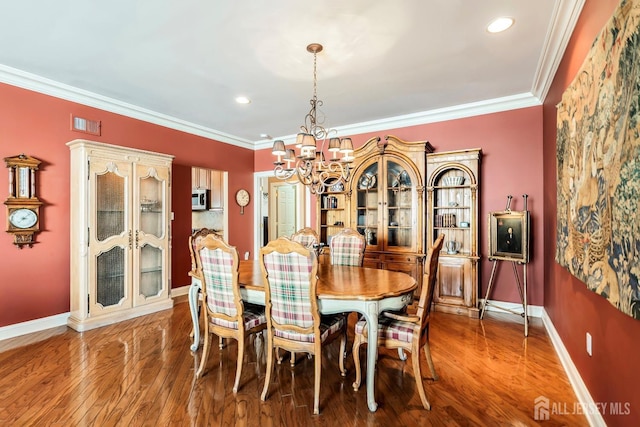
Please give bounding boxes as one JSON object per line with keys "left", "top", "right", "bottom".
{"left": 316, "top": 135, "right": 433, "bottom": 294}
{"left": 426, "top": 149, "right": 481, "bottom": 317}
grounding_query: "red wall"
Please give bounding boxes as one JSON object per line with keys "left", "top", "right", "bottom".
{"left": 544, "top": 0, "right": 640, "bottom": 425}
{"left": 0, "top": 83, "right": 255, "bottom": 327}
{"left": 256, "top": 106, "right": 545, "bottom": 306}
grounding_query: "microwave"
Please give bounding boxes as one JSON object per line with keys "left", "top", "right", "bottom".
{"left": 192, "top": 189, "right": 209, "bottom": 210}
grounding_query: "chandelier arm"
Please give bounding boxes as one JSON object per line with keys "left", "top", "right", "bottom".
{"left": 274, "top": 164, "right": 295, "bottom": 180}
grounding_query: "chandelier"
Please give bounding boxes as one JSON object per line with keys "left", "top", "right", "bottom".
{"left": 271, "top": 43, "right": 354, "bottom": 195}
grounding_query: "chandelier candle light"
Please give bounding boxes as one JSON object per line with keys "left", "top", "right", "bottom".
{"left": 272, "top": 43, "right": 354, "bottom": 195}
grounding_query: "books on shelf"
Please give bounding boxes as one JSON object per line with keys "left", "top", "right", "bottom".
{"left": 435, "top": 213, "right": 456, "bottom": 227}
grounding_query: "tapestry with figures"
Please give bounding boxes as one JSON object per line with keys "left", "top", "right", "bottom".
{"left": 556, "top": 0, "right": 640, "bottom": 319}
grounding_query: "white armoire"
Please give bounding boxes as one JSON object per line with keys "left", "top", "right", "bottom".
{"left": 67, "top": 140, "right": 174, "bottom": 331}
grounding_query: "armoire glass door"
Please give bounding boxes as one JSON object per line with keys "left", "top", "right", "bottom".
{"left": 136, "top": 169, "right": 166, "bottom": 300}
{"left": 92, "top": 162, "right": 132, "bottom": 313}
{"left": 385, "top": 159, "right": 416, "bottom": 251}
{"left": 355, "top": 162, "right": 380, "bottom": 250}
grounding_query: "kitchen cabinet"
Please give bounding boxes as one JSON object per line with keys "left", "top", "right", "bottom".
{"left": 192, "top": 167, "right": 210, "bottom": 190}
{"left": 191, "top": 167, "right": 224, "bottom": 210}
{"left": 67, "top": 140, "right": 174, "bottom": 331}
{"left": 426, "top": 149, "right": 481, "bottom": 317}
{"left": 209, "top": 170, "right": 224, "bottom": 210}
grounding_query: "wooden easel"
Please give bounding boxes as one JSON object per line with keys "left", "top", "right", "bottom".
{"left": 479, "top": 195, "right": 529, "bottom": 336}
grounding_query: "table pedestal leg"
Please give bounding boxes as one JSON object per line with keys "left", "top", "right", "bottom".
{"left": 363, "top": 301, "right": 380, "bottom": 412}
{"left": 188, "top": 280, "right": 201, "bottom": 352}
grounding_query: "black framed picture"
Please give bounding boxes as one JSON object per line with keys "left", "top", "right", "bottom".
{"left": 488, "top": 210, "right": 530, "bottom": 263}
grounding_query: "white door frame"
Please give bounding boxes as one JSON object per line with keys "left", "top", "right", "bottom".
{"left": 253, "top": 171, "right": 311, "bottom": 259}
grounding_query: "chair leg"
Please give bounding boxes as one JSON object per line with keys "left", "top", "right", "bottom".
{"left": 412, "top": 345, "right": 430, "bottom": 410}
{"left": 233, "top": 335, "right": 244, "bottom": 393}
{"left": 196, "top": 322, "right": 211, "bottom": 378}
{"left": 339, "top": 327, "right": 347, "bottom": 377}
{"left": 218, "top": 336, "right": 224, "bottom": 349}
{"left": 423, "top": 341, "right": 438, "bottom": 380}
{"left": 313, "top": 349, "right": 321, "bottom": 414}
{"left": 290, "top": 351, "right": 296, "bottom": 367}
{"left": 351, "top": 335, "right": 363, "bottom": 391}
{"left": 261, "top": 335, "right": 274, "bottom": 402}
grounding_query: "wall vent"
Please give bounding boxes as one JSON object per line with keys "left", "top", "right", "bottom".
{"left": 71, "top": 114, "right": 101, "bottom": 136}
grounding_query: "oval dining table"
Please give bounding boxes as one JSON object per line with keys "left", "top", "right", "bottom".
{"left": 189, "top": 260, "right": 417, "bottom": 412}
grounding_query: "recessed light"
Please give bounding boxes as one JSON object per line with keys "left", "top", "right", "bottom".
{"left": 235, "top": 96, "right": 251, "bottom": 104}
{"left": 487, "top": 17, "right": 514, "bottom": 33}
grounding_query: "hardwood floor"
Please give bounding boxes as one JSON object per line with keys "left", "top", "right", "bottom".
{"left": 0, "top": 300, "right": 588, "bottom": 426}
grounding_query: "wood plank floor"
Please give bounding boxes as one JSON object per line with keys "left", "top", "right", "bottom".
{"left": 0, "top": 300, "right": 588, "bottom": 426}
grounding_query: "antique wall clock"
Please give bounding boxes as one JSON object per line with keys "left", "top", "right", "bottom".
{"left": 235, "top": 189, "right": 250, "bottom": 214}
{"left": 4, "top": 154, "right": 43, "bottom": 248}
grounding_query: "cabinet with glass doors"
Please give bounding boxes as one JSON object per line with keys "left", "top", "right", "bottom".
{"left": 67, "top": 140, "right": 174, "bottom": 331}
{"left": 347, "top": 135, "right": 434, "bottom": 295}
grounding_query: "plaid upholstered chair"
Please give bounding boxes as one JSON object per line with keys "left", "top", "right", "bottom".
{"left": 194, "top": 233, "right": 267, "bottom": 393}
{"left": 288, "top": 227, "right": 322, "bottom": 366}
{"left": 187, "top": 228, "right": 214, "bottom": 348}
{"left": 188, "top": 228, "right": 214, "bottom": 280}
{"left": 259, "top": 237, "right": 347, "bottom": 415}
{"left": 329, "top": 228, "right": 366, "bottom": 266}
{"left": 291, "top": 227, "right": 319, "bottom": 249}
{"left": 352, "top": 234, "right": 445, "bottom": 410}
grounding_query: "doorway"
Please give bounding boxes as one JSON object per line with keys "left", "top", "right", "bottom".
{"left": 253, "top": 172, "right": 311, "bottom": 258}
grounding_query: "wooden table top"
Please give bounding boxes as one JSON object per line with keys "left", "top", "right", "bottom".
{"left": 238, "top": 260, "right": 417, "bottom": 301}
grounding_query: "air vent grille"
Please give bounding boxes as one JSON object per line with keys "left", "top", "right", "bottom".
{"left": 71, "top": 114, "right": 101, "bottom": 136}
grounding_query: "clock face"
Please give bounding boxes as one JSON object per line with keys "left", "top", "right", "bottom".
{"left": 9, "top": 208, "right": 38, "bottom": 229}
{"left": 235, "top": 189, "right": 250, "bottom": 207}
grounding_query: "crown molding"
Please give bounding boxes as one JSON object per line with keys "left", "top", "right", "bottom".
{"left": 0, "top": 64, "right": 255, "bottom": 150}
{"left": 253, "top": 92, "right": 541, "bottom": 150}
{"left": 2, "top": 62, "right": 544, "bottom": 153}
{"left": 531, "top": 0, "right": 586, "bottom": 102}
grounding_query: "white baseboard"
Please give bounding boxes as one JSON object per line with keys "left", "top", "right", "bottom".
{"left": 541, "top": 308, "right": 604, "bottom": 427}
{"left": 478, "top": 299, "right": 543, "bottom": 318}
{"left": 0, "top": 312, "right": 69, "bottom": 342}
{"left": 0, "top": 286, "right": 193, "bottom": 343}
{"left": 171, "top": 284, "right": 191, "bottom": 297}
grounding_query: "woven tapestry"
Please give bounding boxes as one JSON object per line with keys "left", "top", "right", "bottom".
{"left": 556, "top": 0, "right": 640, "bottom": 319}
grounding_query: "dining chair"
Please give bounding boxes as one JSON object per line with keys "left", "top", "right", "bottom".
{"left": 291, "top": 227, "right": 319, "bottom": 248}
{"left": 288, "top": 227, "right": 322, "bottom": 366}
{"left": 329, "top": 227, "right": 366, "bottom": 266}
{"left": 352, "top": 234, "right": 445, "bottom": 410}
{"left": 187, "top": 228, "right": 214, "bottom": 347}
{"left": 259, "top": 237, "right": 347, "bottom": 415}
{"left": 194, "top": 233, "right": 267, "bottom": 393}
{"left": 189, "top": 228, "right": 215, "bottom": 279}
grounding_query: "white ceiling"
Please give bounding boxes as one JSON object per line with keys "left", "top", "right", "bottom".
{"left": 0, "top": 1, "right": 583, "bottom": 149}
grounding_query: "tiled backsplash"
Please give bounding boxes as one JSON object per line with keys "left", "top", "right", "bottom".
{"left": 192, "top": 209, "right": 224, "bottom": 232}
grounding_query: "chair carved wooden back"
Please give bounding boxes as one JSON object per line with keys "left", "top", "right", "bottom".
{"left": 329, "top": 228, "right": 366, "bottom": 266}
{"left": 417, "top": 234, "right": 445, "bottom": 335}
{"left": 291, "top": 227, "right": 319, "bottom": 249}
{"left": 189, "top": 228, "right": 215, "bottom": 280}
